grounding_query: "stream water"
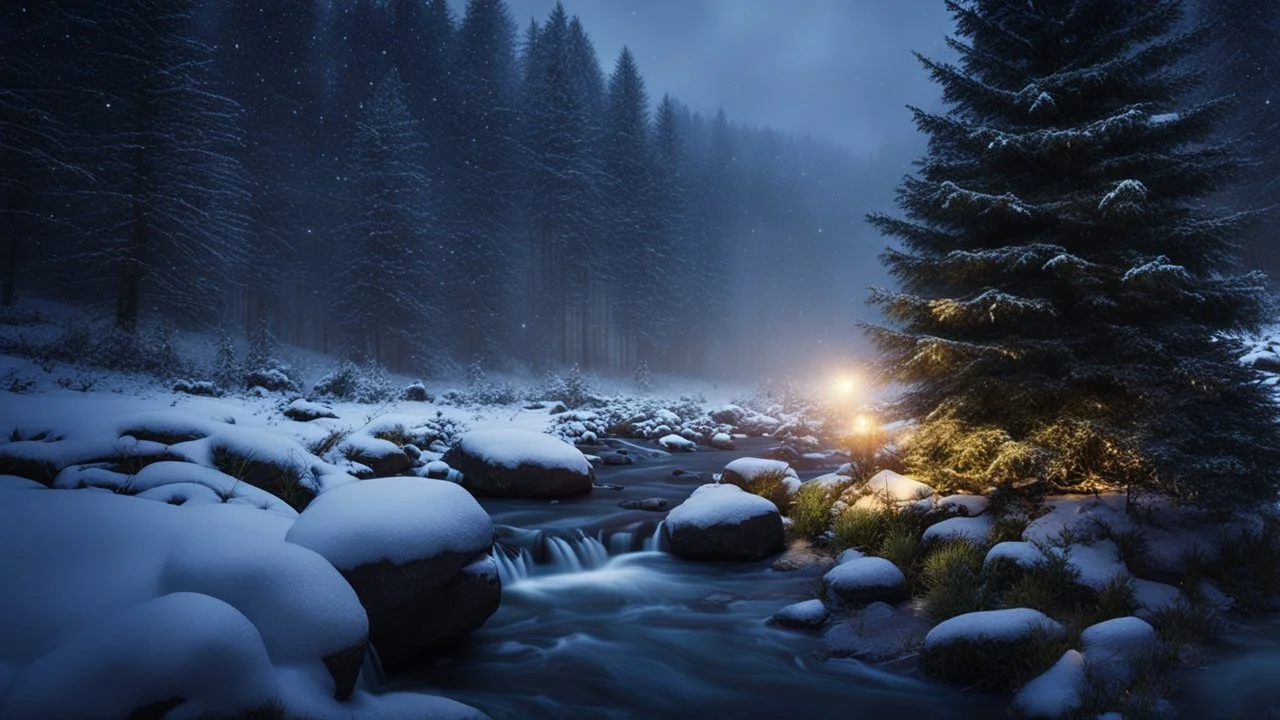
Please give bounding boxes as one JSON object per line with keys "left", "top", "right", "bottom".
{"left": 381, "top": 438, "right": 1277, "bottom": 719}
{"left": 393, "top": 439, "right": 1006, "bottom": 719}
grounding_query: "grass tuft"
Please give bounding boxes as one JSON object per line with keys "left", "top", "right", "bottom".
{"left": 787, "top": 482, "right": 837, "bottom": 539}
{"left": 742, "top": 469, "right": 795, "bottom": 514}
{"left": 922, "top": 539, "right": 989, "bottom": 622}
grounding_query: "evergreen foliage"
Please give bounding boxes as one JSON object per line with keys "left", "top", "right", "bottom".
{"left": 867, "top": 0, "right": 1280, "bottom": 510}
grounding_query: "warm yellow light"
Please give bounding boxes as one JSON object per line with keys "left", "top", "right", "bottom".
{"left": 835, "top": 375, "right": 858, "bottom": 396}
{"left": 852, "top": 414, "right": 875, "bottom": 435}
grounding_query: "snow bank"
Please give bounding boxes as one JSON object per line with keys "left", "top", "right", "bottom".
{"left": 1, "top": 592, "right": 278, "bottom": 720}
{"left": 286, "top": 477, "right": 493, "bottom": 571}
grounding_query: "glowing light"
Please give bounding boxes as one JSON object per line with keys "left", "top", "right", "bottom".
{"left": 852, "top": 414, "right": 875, "bottom": 436}
{"left": 835, "top": 375, "right": 858, "bottom": 396}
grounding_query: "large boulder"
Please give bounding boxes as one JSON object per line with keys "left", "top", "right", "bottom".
{"left": 664, "top": 483, "right": 785, "bottom": 561}
{"left": 443, "top": 429, "right": 594, "bottom": 498}
{"left": 920, "top": 608, "right": 1065, "bottom": 690}
{"left": 286, "top": 477, "right": 499, "bottom": 670}
{"left": 821, "top": 557, "right": 907, "bottom": 607}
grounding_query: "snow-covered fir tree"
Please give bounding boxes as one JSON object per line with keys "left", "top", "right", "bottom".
{"left": 333, "top": 71, "right": 435, "bottom": 370}
{"left": 867, "top": 0, "right": 1280, "bottom": 510}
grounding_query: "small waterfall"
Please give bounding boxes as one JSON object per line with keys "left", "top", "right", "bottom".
{"left": 357, "top": 642, "right": 386, "bottom": 690}
{"left": 493, "top": 544, "right": 533, "bottom": 585}
{"left": 642, "top": 521, "right": 665, "bottom": 552}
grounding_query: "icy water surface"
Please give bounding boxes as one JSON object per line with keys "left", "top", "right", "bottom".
{"left": 393, "top": 440, "right": 1006, "bottom": 719}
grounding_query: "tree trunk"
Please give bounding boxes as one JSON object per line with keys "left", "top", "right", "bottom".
{"left": 2, "top": 187, "right": 20, "bottom": 307}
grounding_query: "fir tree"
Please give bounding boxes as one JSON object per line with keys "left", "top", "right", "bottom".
{"left": 334, "top": 71, "right": 434, "bottom": 370}
{"left": 867, "top": 0, "right": 1280, "bottom": 511}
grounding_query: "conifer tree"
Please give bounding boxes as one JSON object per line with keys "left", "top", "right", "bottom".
{"left": 867, "top": 0, "right": 1280, "bottom": 510}
{"left": 334, "top": 71, "right": 434, "bottom": 370}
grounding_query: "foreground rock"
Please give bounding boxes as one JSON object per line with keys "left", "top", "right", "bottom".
{"left": 824, "top": 601, "right": 931, "bottom": 661}
{"left": 286, "top": 478, "right": 499, "bottom": 671}
{"left": 444, "top": 429, "right": 594, "bottom": 498}
{"left": 720, "top": 457, "right": 799, "bottom": 492}
{"left": 821, "top": 557, "right": 907, "bottom": 607}
{"left": 771, "top": 599, "right": 829, "bottom": 629}
{"left": 1081, "top": 616, "right": 1158, "bottom": 691}
{"left": 664, "top": 483, "right": 784, "bottom": 561}
{"left": 920, "top": 608, "right": 1065, "bottom": 689}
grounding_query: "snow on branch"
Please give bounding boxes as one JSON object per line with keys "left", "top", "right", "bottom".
{"left": 938, "top": 180, "right": 1033, "bottom": 217}
{"left": 1098, "top": 179, "right": 1148, "bottom": 216}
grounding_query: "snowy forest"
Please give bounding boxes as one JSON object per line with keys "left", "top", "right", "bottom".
{"left": 0, "top": 0, "right": 924, "bottom": 380}
{"left": 4, "top": 2, "right": 1280, "bottom": 719}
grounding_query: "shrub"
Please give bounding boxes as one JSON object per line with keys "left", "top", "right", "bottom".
{"left": 1148, "top": 599, "right": 1224, "bottom": 647}
{"left": 997, "top": 544, "right": 1082, "bottom": 614}
{"left": 404, "top": 382, "right": 432, "bottom": 402}
{"left": 1076, "top": 576, "right": 1138, "bottom": 629}
{"left": 1212, "top": 516, "right": 1280, "bottom": 611}
{"left": 788, "top": 482, "right": 836, "bottom": 539}
{"left": 922, "top": 539, "right": 989, "bottom": 622}
{"left": 743, "top": 469, "right": 794, "bottom": 514}
{"left": 832, "top": 508, "right": 885, "bottom": 552}
{"left": 312, "top": 360, "right": 393, "bottom": 403}
{"left": 880, "top": 526, "right": 923, "bottom": 590}
{"left": 211, "top": 445, "right": 315, "bottom": 512}
{"left": 988, "top": 513, "right": 1030, "bottom": 545}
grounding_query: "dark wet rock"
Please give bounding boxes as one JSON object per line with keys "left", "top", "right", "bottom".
{"left": 664, "top": 484, "right": 785, "bottom": 562}
{"left": 602, "top": 453, "right": 634, "bottom": 466}
{"left": 443, "top": 429, "right": 594, "bottom": 499}
{"left": 771, "top": 540, "right": 835, "bottom": 572}
{"left": 823, "top": 601, "right": 930, "bottom": 661}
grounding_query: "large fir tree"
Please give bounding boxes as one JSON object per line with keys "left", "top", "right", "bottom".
{"left": 868, "top": 0, "right": 1280, "bottom": 510}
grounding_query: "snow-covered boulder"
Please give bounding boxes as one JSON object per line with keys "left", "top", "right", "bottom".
{"left": 921, "top": 609, "right": 1065, "bottom": 689}
{"left": 283, "top": 398, "right": 339, "bottom": 422}
{"left": 922, "top": 515, "right": 993, "bottom": 546}
{"left": 340, "top": 435, "right": 412, "bottom": 478}
{"left": 710, "top": 432, "right": 735, "bottom": 450}
{"left": 1, "top": 592, "right": 279, "bottom": 720}
{"left": 821, "top": 557, "right": 907, "bottom": 607}
{"left": 1131, "top": 579, "right": 1185, "bottom": 619}
{"left": 1081, "top": 616, "right": 1157, "bottom": 691}
{"left": 285, "top": 478, "right": 499, "bottom": 670}
{"left": 862, "top": 469, "right": 935, "bottom": 503}
{"left": 664, "top": 483, "right": 785, "bottom": 561}
{"left": 720, "top": 457, "right": 799, "bottom": 492}
{"left": 443, "top": 429, "right": 594, "bottom": 498}
{"left": 937, "top": 494, "right": 990, "bottom": 516}
{"left": 658, "top": 434, "right": 696, "bottom": 452}
{"left": 770, "top": 599, "right": 829, "bottom": 629}
{"left": 1011, "top": 650, "right": 1087, "bottom": 719}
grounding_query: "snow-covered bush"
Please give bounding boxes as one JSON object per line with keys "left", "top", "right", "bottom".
{"left": 403, "top": 382, "right": 433, "bottom": 402}
{"left": 633, "top": 361, "right": 652, "bottom": 394}
{"left": 243, "top": 361, "right": 297, "bottom": 393}
{"left": 172, "top": 379, "right": 220, "bottom": 397}
{"left": 538, "top": 364, "right": 598, "bottom": 409}
{"left": 311, "top": 360, "right": 394, "bottom": 404}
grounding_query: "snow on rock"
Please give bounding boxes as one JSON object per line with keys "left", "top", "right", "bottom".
{"left": 134, "top": 461, "right": 297, "bottom": 518}
{"left": 985, "top": 541, "right": 1044, "bottom": 569}
{"left": 338, "top": 434, "right": 412, "bottom": 478}
{"left": 0, "top": 592, "right": 279, "bottom": 720}
{"left": 1081, "top": 616, "right": 1157, "bottom": 690}
{"left": 286, "top": 478, "right": 499, "bottom": 671}
{"left": 822, "top": 557, "right": 907, "bottom": 606}
{"left": 1065, "top": 541, "right": 1128, "bottom": 592}
{"left": 720, "top": 457, "right": 798, "bottom": 490}
{"left": 1131, "top": 579, "right": 1185, "bottom": 618}
{"left": 836, "top": 548, "right": 866, "bottom": 564}
{"left": 924, "top": 608, "right": 1063, "bottom": 651}
{"left": 282, "top": 399, "right": 339, "bottom": 422}
{"left": 808, "top": 472, "right": 851, "bottom": 491}
{"left": 937, "top": 494, "right": 990, "bottom": 516}
{"left": 161, "top": 535, "right": 369, "bottom": 698}
{"left": 443, "top": 429, "right": 593, "bottom": 498}
{"left": 286, "top": 477, "right": 493, "bottom": 572}
{"left": 658, "top": 434, "right": 696, "bottom": 452}
{"left": 710, "top": 432, "right": 735, "bottom": 450}
{"left": 860, "top": 468, "right": 931, "bottom": 502}
{"left": 1011, "top": 650, "right": 1086, "bottom": 720}
{"left": 664, "top": 483, "right": 784, "bottom": 561}
{"left": 770, "top": 599, "right": 829, "bottom": 629}
{"left": 922, "top": 515, "right": 993, "bottom": 546}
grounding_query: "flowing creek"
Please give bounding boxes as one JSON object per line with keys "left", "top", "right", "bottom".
{"left": 382, "top": 438, "right": 1274, "bottom": 719}
{"left": 390, "top": 439, "right": 1005, "bottom": 719}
